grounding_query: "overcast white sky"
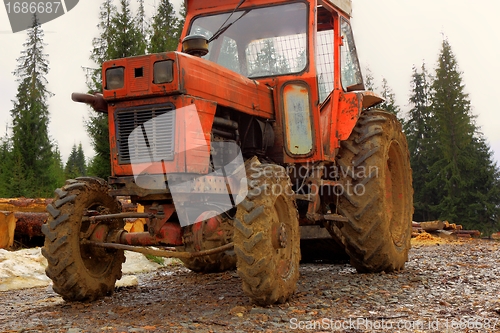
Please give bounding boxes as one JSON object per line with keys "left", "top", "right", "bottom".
{"left": 1, "top": 0, "right": 499, "bottom": 166}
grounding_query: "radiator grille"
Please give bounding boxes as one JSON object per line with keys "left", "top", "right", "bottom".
{"left": 116, "top": 105, "right": 175, "bottom": 164}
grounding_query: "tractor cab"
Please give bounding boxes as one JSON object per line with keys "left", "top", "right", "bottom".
{"left": 180, "top": 0, "right": 374, "bottom": 164}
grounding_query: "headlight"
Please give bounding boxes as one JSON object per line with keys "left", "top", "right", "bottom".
{"left": 153, "top": 60, "right": 174, "bottom": 84}
{"left": 106, "top": 67, "right": 124, "bottom": 90}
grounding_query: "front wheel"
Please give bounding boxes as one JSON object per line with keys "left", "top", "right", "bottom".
{"left": 234, "top": 159, "right": 300, "bottom": 305}
{"left": 42, "top": 177, "right": 125, "bottom": 301}
{"left": 336, "top": 110, "right": 413, "bottom": 273}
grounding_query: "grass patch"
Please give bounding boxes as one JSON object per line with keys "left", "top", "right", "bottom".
{"left": 145, "top": 254, "right": 165, "bottom": 265}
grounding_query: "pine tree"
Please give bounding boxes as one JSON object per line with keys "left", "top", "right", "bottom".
{"left": 8, "top": 16, "right": 60, "bottom": 197}
{"left": 378, "top": 78, "right": 402, "bottom": 121}
{"left": 65, "top": 143, "right": 87, "bottom": 179}
{"left": 364, "top": 67, "right": 376, "bottom": 91}
{"left": 50, "top": 146, "right": 66, "bottom": 187}
{"left": 85, "top": 0, "right": 117, "bottom": 179}
{"left": 136, "top": 0, "right": 149, "bottom": 52}
{"left": 148, "top": 0, "right": 180, "bottom": 53}
{"left": 405, "top": 63, "right": 435, "bottom": 221}
{"left": 84, "top": 111, "right": 110, "bottom": 178}
{"left": 76, "top": 143, "right": 87, "bottom": 176}
{"left": 177, "top": 1, "right": 187, "bottom": 38}
{"left": 464, "top": 135, "right": 500, "bottom": 233}
{"left": 86, "top": 0, "right": 148, "bottom": 179}
{"left": 112, "top": 0, "right": 147, "bottom": 58}
{"left": 0, "top": 138, "right": 12, "bottom": 197}
{"left": 90, "top": 0, "right": 117, "bottom": 92}
{"left": 362, "top": 68, "right": 401, "bottom": 120}
{"left": 426, "top": 39, "right": 500, "bottom": 232}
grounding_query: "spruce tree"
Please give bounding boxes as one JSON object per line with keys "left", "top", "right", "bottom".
{"left": 0, "top": 138, "right": 12, "bottom": 197}
{"left": 65, "top": 143, "right": 87, "bottom": 179}
{"left": 464, "top": 135, "right": 500, "bottom": 233}
{"left": 111, "top": 0, "right": 147, "bottom": 58}
{"left": 427, "top": 39, "right": 500, "bottom": 232}
{"left": 85, "top": 0, "right": 117, "bottom": 179}
{"left": 8, "top": 16, "right": 60, "bottom": 197}
{"left": 136, "top": 0, "right": 149, "bottom": 51}
{"left": 86, "top": 0, "right": 147, "bottom": 179}
{"left": 50, "top": 146, "right": 66, "bottom": 188}
{"left": 76, "top": 143, "right": 87, "bottom": 176}
{"left": 363, "top": 67, "right": 376, "bottom": 91}
{"left": 148, "top": 0, "right": 180, "bottom": 53}
{"left": 378, "top": 78, "right": 402, "bottom": 121}
{"left": 90, "top": 0, "right": 117, "bottom": 92}
{"left": 405, "top": 63, "right": 435, "bottom": 221}
{"left": 177, "top": 1, "right": 187, "bottom": 38}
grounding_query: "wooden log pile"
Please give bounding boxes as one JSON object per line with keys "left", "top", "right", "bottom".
{"left": 0, "top": 197, "right": 143, "bottom": 249}
{"left": 0, "top": 199, "right": 50, "bottom": 248}
{"left": 412, "top": 220, "right": 481, "bottom": 240}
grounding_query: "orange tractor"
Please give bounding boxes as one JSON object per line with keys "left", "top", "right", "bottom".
{"left": 42, "top": 0, "right": 413, "bottom": 305}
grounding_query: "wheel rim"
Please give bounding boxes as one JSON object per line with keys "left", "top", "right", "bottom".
{"left": 386, "top": 141, "right": 406, "bottom": 247}
{"left": 79, "top": 202, "right": 116, "bottom": 277}
{"left": 272, "top": 195, "right": 294, "bottom": 279}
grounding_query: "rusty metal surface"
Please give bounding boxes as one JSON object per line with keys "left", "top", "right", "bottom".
{"left": 282, "top": 83, "right": 313, "bottom": 156}
{"left": 85, "top": 241, "right": 234, "bottom": 259}
{"left": 88, "top": 212, "right": 151, "bottom": 222}
{"left": 120, "top": 222, "right": 182, "bottom": 246}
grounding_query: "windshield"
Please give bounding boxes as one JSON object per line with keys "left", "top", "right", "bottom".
{"left": 188, "top": 2, "right": 308, "bottom": 78}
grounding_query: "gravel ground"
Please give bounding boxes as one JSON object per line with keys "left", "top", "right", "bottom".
{"left": 1, "top": 236, "right": 499, "bottom": 333}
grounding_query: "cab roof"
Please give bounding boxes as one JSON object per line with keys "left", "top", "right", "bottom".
{"left": 185, "top": 0, "right": 352, "bottom": 17}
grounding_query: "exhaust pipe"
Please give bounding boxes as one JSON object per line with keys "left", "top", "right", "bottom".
{"left": 71, "top": 93, "right": 108, "bottom": 113}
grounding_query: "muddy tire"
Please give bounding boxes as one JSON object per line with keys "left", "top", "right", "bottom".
{"left": 179, "top": 216, "right": 236, "bottom": 273}
{"left": 234, "top": 159, "right": 300, "bottom": 305}
{"left": 42, "top": 177, "right": 125, "bottom": 301}
{"left": 336, "top": 110, "right": 413, "bottom": 273}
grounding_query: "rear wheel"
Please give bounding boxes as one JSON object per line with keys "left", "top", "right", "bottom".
{"left": 234, "top": 159, "right": 300, "bottom": 305}
{"left": 179, "top": 213, "right": 236, "bottom": 273}
{"left": 42, "top": 177, "right": 124, "bottom": 301}
{"left": 336, "top": 110, "right": 413, "bottom": 273}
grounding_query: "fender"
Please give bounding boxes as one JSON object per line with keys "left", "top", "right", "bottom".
{"left": 336, "top": 90, "right": 384, "bottom": 143}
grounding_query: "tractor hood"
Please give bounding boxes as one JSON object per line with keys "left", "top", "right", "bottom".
{"left": 102, "top": 51, "right": 274, "bottom": 119}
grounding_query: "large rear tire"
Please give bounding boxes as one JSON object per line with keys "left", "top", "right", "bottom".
{"left": 179, "top": 214, "right": 236, "bottom": 273}
{"left": 42, "top": 177, "right": 125, "bottom": 301}
{"left": 234, "top": 159, "right": 300, "bottom": 305}
{"left": 336, "top": 110, "right": 413, "bottom": 273}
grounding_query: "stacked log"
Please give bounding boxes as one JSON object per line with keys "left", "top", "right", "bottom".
{"left": 412, "top": 220, "right": 481, "bottom": 240}
{"left": 0, "top": 199, "right": 50, "bottom": 248}
{"left": 0, "top": 212, "right": 16, "bottom": 248}
{"left": 0, "top": 197, "right": 143, "bottom": 249}
{"left": 119, "top": 197, "right": 146, "bottom": 233}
